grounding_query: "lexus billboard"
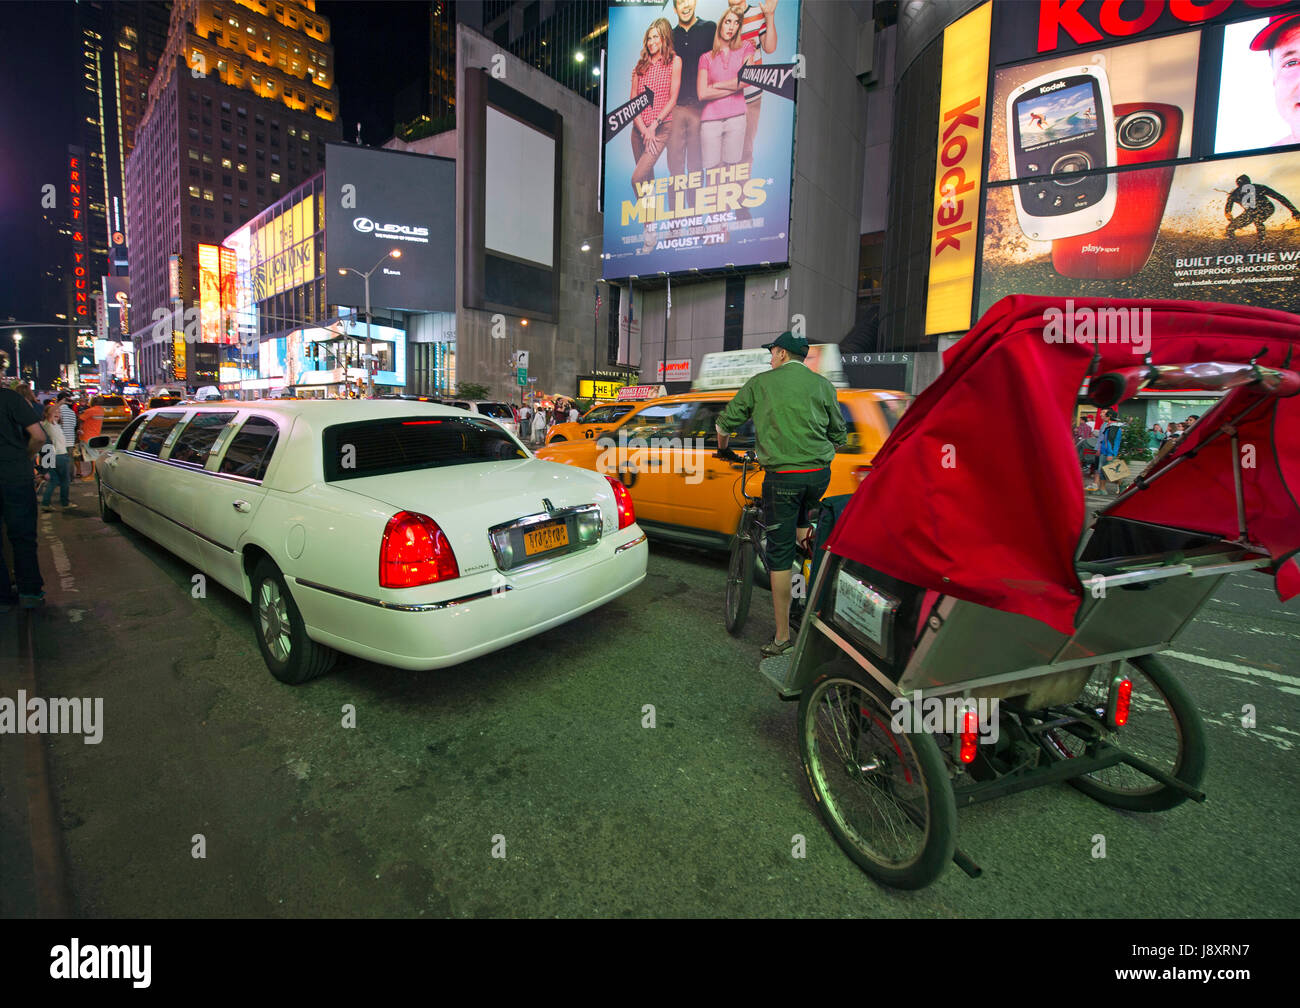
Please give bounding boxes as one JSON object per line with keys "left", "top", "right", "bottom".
{"left": 325, "top": 144, "right": 455, "bottom": 314}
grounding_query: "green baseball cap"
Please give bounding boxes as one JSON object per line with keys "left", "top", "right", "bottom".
{"left": 762, "top": 331, "right": 810, "bottom": 357}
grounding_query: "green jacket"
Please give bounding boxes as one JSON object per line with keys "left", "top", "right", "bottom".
{"left": 716, "top": 360, "right": 846, "bottom": 469}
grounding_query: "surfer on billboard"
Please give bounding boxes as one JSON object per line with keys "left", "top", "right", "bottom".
{"left": 1250, "top": 12, "right": 1300, "bottom": 148}
{"left": 1224, "top": 173, "right": 1300, "bottom": 239}
{"left": 698, "top": 7, "right": 757, "bottom": 172}
{"left": 630, "top": 18, "right": 682, "bottom": 190}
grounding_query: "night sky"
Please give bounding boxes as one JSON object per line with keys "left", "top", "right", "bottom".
{"left": 0, "top": 1, "right": 430, "bottom": 383}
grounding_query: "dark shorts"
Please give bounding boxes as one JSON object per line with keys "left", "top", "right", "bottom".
{"left": 761, "top": 468, "right": 830, "bottom": 571}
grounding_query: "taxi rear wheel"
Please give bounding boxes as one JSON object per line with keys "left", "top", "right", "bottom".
{"left": 251, "top": 560, "right": 336, "bottom": 685}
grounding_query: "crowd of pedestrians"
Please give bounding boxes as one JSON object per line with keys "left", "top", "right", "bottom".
{"left": 518, "top": 399, "right": 581, "bottom": 445}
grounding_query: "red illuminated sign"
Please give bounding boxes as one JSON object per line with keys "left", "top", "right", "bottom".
{"left": 1035, "top": 0, "right": 1293, "bottom": 54}
{"left": 69, "top": 148, "right": 89, "bottom": 316}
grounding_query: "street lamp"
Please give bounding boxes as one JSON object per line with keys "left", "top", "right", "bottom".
{"left": 337, "top": 248, "right": 401, "bottom": 398}
{"left": 12, "top": 332, "right": 21, "bottom": 379}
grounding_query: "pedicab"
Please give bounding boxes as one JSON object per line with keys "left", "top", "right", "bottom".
{"left": 765, "top": 296, "right": 1300, "bottom": 889}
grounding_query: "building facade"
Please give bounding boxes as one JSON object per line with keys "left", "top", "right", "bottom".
{"left": 126, "top": 0, "right": 342, "bottom": 387}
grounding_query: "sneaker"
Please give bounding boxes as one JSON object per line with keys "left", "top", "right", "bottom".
{"left": 63, "top": 502, "right": 78, "bottom": 510}
{"left": 760, "top": 638, "right": 794, "bottom": 658}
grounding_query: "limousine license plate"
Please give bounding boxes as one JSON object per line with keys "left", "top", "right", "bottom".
{"left": 524, "top": 520, "right": 569, "bottom": 556}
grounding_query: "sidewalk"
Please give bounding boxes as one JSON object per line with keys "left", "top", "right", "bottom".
{"left": 1083, "top": 457, "right": 1151, "bottom": 513}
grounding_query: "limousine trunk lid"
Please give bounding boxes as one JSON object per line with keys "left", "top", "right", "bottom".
{"left": 332, "top": 459, "right": 616, "bottom": 568}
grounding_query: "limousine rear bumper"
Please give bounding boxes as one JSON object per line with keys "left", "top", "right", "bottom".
{"left": 289, "top": 531, "right": 648, "bottom": 670}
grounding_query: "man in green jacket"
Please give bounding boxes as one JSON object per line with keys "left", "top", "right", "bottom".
{"left": 716, "top": 332, "right": 846, "bottom": 656}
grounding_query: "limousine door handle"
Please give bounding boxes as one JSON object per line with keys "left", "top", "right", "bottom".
{"left": 232, "top": 500, "right": 252, "bottom": 513}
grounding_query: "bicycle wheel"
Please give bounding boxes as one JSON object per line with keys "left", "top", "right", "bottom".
{"left": 1039, "top": 654, "right": 1206, "bottom": 812}
{"left": 797, "top": 662, "right": 957, "bottom": 889}
{"left": 724, "top": 517, "right": 755, "bottom": 636}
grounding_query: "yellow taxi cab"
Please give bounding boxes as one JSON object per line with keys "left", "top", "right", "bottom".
{"left": 90, "top": 394, "right": 133, "bottom": 423}
{"left": 544, "top": 402, "right": 638, "bottom": 444}
{"left": 537, "top": 355, "right": 909, "bottom": 549}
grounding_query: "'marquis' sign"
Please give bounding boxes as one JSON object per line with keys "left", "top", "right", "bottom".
{"left": 69, "top": 145, "right": 89, "bottom": 317}
{"left": 994, "top": 0, "right": 1297, "bottom": 64}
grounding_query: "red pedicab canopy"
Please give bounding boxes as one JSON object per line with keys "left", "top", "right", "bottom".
{"left": 825, "top": 296, "right": 1300, "bottom": 635}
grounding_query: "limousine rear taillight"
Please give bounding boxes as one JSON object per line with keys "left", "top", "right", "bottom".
{"left": 604, "top": 476, "right": 636, "bottom": 530}
{"left": 380, "top": 511, "right": 460, "bottom": 588}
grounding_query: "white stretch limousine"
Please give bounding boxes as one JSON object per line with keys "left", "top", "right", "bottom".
{"left": 89, "top": 400, "right": 648, "bottom": 683}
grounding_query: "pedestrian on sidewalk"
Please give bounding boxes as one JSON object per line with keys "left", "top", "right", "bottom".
{"left": 77, "top": 397, "right": 105, "bottom": 480}
{"left": 531, "top": 406, "right": 546, "bottom": 444}
{"left": 0, "top": 350, "right": 48, "bottom": 610}
{"left": 39, "top": 401, "right": 73, "bottom": 511}
{"left": 1087, "top": 409, "right": 1125, "bottom": 495}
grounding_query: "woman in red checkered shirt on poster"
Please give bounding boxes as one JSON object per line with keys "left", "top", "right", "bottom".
{"left": 630, "top": 18, "right": 682, "bottom": 191}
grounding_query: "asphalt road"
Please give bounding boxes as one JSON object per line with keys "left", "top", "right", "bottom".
{"left": 2, "top": 475, "right": 1298, "bottom": 918}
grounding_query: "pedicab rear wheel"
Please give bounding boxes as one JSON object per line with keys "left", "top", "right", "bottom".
{"left": 798, "top": 662, "right": 957, "bottom": 889}
{"left": 1039, "top": 654, "right": 1206, "bottom": 812}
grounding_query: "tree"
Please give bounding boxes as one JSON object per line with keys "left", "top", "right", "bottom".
{"left": 1119, "top": 413, "right": 1152, "bottom": 461}
{"left": 455, "top": 381, "right": 490, "bottom": 400}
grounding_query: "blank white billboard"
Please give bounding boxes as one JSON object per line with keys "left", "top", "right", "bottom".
{"left": 485, "top": 106, "right": 555, "bottom": 268}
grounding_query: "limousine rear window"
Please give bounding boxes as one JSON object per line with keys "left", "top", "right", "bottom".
{"left": 322, "top": 416, "right": 527, "bottom": 482}
{"left": 170, "top": 412, "right": 237, "bottom": 466}
{"left": 218, "top": 417, "right": 279, "bottom": 480}
{"left": 135, "top": 412, "right": 186, "bottom": 457}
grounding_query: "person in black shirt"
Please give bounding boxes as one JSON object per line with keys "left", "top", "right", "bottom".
{"left": 0, "top": 350, "right": 47, "bottom": 609}
{"left": 667, "top": 0, "right": 716, "bottom": 182}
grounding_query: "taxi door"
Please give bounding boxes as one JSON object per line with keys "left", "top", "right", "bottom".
{"left": 674, "top": 401, "right": 758, "bottom": 538}
{"left": 612, "top": 400, "right": 698, "bottom": 526}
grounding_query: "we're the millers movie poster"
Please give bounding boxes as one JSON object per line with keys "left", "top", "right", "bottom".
{"left": 602, "top": 0, "right": 801, "bottom": 278}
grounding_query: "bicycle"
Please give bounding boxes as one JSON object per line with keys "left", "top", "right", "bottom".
{"left": 717, "top": 448, "right": 819, "bottom": 636}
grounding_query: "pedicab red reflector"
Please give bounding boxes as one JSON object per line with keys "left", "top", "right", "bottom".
{"left": 1109, "top": 676, "right": 1133, "bottom": 729}
{"left": 380, "top": 511, "right": 459, "bottom": 588}
{"left": 958, "top": 707, "right": 979, "bottom": 764}
{"left": 604, "top": 475, "right": 636, "bottom": 530}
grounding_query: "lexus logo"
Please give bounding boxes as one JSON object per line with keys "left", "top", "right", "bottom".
{"left": 352, "top": 216, "right": 430, "bottom": 243}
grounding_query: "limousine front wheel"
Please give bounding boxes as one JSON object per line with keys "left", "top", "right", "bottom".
{"left": 251, "top": 560, "right": 336, "bottom": 684}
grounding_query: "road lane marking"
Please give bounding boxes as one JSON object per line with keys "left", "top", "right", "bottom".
{"left": 1164, "top": 650, "right": 1298, "bottom": 686}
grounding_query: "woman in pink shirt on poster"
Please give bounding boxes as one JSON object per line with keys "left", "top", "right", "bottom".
{"left": 696, "top": 7, "right": 756, "bottom": 172}
{"left": 630, "top": 18, "right": 682, "bottom": 190}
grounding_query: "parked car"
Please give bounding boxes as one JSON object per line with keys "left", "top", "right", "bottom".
{"left": 537, "top": 388, "right": 911, "bottom": 550}
{"left": 440, "top": 399, "right": 520, "bottom": 438}
{"left": 545, "top": 403, "right": 637, "bottom": 444}
{"left": 89, "top": 400, "right": 647, "bottom": 683}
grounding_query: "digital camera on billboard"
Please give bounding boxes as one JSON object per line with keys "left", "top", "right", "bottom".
{"left": 1006, "top": 66, "right": 1117, "bottom": 241}
{"left": 1050, "top": 102, "right": 1182, "bottom": 280}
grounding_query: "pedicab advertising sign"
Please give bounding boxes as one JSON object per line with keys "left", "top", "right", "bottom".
{"left": 601, "top": 0, "right": 802, "bottom": 279}
{"left": 976, "top": 5, "right": 1300, "bottom": 319}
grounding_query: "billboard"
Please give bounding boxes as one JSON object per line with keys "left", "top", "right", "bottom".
{"left": 974, "top": 2, "right": 1300, "bottom": 320}
{"left": 198, "top": 243, "right": 222, "bottom": 344}
{"left": 250, "top": 196, "right": 316, "bottom": 302}
{"left": 601, "top": 0, "right": 801, "bottom": 278}
{"left": 325, "top": 144, "right": 455, "bottom": 313}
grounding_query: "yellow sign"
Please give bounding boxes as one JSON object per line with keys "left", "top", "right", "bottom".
{"left": 251, "top": 195, "right": 316, "bottom": 301}
{"left": 173, "top": 335, "right": 187, "bottom": 380}
{"left": 579, "top": 379, "right": 623, "bottom": 400}
{"left": 924, "top": 2, "right": 991, "bottom": 337}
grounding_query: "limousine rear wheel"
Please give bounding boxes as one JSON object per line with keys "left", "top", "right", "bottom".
{"left": 251, "top": 560, "right": 336, "bottom": 685}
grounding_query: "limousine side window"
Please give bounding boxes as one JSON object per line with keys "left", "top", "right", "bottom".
{"left": 218, "top": 416, "right": 280, "bottom": 480}
{"left": 117, "top": 414, "right": 150, "bottom": 450}
{"left": 134, "top": 412, "right": 186, "bottom": 457}
{"left": 169, "top": 412, "right": 238, "bottom": 466}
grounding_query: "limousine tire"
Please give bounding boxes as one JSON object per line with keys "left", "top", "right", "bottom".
{"left": 97, "top": 477, "right": 121, "bottom": 524}
{"left": 251, "top": 560, "right": 336, "bottom": 684}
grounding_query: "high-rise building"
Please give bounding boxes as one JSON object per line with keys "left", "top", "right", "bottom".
{"left": 74, "top": 1, "right": 170, "bottom": 280}
{"left": 126, "top": 0, "right": 342, "bottom": 386}
{"left": 458, "top": 1, "right": 607, "bottom": 104}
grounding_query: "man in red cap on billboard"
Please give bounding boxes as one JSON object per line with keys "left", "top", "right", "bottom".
{"left": 1252, "top": 12, "right": 1300, "bottom": 147}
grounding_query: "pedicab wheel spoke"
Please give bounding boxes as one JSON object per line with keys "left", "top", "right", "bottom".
{"left": 1040, "top": 654, "right": 1206, "bottom": 812}
{"left": 797, "top": 663, "right": 957, "bottom": 890}
{"left": 724, "top": 532, "right": 754, "bottom": 636}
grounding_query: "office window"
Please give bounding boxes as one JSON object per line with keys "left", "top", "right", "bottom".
{"left": 188, "top": 185, "right": 200, "bottom": 197}
{"left": 203, "top": 189, "right": 214, "bottom": 201}
{"left": 270, "top": 172, "right": 280, "bottom": 183}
